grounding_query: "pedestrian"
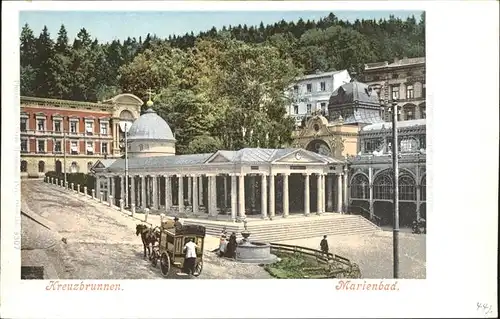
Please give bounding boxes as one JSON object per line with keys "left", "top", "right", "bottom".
{"left": 225, "top": 232, "right": 237, "bottom": 259}
{"left": 320, "top": 235, "right": 329, "bottom": 258}
{"left": 174, "top": 216, "right": 183, "bottom": 231}
{"left": 183, "top": 238, "right": 198, "bottom": 275}
{"left": 219, "top": 234, "right": 227, "bottom": 257}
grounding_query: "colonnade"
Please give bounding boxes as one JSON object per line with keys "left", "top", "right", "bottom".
{"left": 97, "top": 171, "right": 347, "bottom": 221}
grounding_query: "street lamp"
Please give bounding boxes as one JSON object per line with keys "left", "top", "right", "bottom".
{"left": 388, "top": 100, "right": 400, "bottom": 279}
{"left": 124, "top": 122, "right": 129, "bottom": 207}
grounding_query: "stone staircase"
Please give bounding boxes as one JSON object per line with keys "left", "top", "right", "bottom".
{"left": 184, "top": 214, "right": 381, "bottom": 243}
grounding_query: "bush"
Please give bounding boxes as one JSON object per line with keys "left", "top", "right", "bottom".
{"left": 45, "top": 171, "right": 95, "bottom": 192}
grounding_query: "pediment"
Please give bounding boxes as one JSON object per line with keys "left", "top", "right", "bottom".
{"left": 92, "top": 161, "right": 106, "bottom": 170}
{"left": 205, "top": 151, "right": 232, "bottom": 164}
{"left": 273, "top": 150, "right": 325, "bottom": 164}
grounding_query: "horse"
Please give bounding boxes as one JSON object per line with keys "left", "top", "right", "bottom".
{"left": 136, "top": 224, "right": 160, "bottom": 259}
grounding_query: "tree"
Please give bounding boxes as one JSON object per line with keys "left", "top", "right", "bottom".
{"left": 20, "top": 24, "right": 37, "bottom": 95}
{"left": 55, "top": 24, "right": 69, "bottom": 54}
{"left": 33, "top": 26, "right": 57, "bottom": 97}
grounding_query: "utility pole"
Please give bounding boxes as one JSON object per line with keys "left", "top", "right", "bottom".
{"left": 391, "top": 101, "right": 400, "bottom": 279}
{"left": 124, "top": 122, "right": 129, "bottom": 207}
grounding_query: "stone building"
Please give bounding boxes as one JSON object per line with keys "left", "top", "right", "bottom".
{"left": 347, "top": 119, "right": 426, "bottom": 226}
{"left": 20, "top": 94, "right": 142, "bottom": 178}
{"left": 92, "top": 99, "right": 349, "bottom": 220}
{"left": 362, "top": 57, "right": 426, "bottom": 121}
{"left": 286, "top": 70, "right": 351, "bottom": 126}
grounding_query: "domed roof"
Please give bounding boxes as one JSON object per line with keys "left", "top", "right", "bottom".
{"left": 329, "top": 80, "right": 380, "bottom": 106}
{"left": 127, "top": 108, "right": 175, "bottom": 141}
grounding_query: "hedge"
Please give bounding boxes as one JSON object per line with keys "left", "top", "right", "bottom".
{"left": 45, "top": 171, "right": 96, "bottom": 194}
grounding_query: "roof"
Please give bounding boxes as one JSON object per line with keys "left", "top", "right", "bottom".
{"left": 105, "top": 148, "right": 344, "bottom": 173}
{"left": 127, "top": 108, "right": 175, "bottom": 141}
{"left": 361, "top": 119, "right": 426, "bottom": 132}
{"left": 297, "top": 70, "right": 347, "bottom": 81}
{"left": 329, "top": 80, "right": 380, "bottom": 106}
{"left": 365, "top": 57, "right": 425, "bottom": 70}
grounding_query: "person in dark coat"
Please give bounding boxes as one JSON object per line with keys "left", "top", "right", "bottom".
{"left": 320, "top": 235, "right": 329, "bottom": 257}
{"left": 225, "top": 232, "right": 238, "bottom": 259}
{"left": 174, "top": 217, "right": 183, "bottom": 232}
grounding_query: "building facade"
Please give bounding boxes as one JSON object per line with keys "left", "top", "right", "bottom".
{"left": 286, "top": 70, "right": 351, "bottom": 126}
{"left": 92, "top": 104, "right": 349, "bottom": 220}
{"left": 347, "top": 119, "right": 426, "bottom": 226}
{"left": 362, "top": 57, "right": 426, "bottom": 122}
{"left": 20, "top": 94, "right": 142, "bottom": 178}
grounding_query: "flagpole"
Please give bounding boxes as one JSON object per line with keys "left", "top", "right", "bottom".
{"left": 125, "top": 123, "right": 129, "bottom": 207}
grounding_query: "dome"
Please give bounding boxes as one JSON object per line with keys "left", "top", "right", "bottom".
{"left": 127, "top": 108, "right": 175, "bottom": 141}
{"left": 329, "top": 80, "right": 380, "bottom": 106}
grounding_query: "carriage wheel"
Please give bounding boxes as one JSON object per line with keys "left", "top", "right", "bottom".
{"left": 194, "top": 260, "right": 203, "bottom": 276}
{"left": 160, "top": 253, "right": 170, "bottom": 277}
{"left": 151, "top": 251, "right": 158, "bottom": 267}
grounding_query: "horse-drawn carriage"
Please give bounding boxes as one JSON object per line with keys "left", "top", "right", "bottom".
{"left": 150, "top": 219, "right": 206, "bottom": 277}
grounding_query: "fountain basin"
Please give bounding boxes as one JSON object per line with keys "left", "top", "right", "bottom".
{"left": 235, "top": 242, "right": 278, "bottom": 264}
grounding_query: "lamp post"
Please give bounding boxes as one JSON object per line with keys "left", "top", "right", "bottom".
{"left": 389, "top": 100, "right": 400, "bottom": 279}
{"left": 124, "top": 122, "right": 129, "bottom": 207}
{"left": 63, "top": 131, "right": 67, "bottom": 186}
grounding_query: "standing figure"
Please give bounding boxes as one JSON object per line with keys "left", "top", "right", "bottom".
{"left": 225, "top": 232, "right": 238, "bottom": 259}
{"left": 219, "top": 234, "right": 228, "bottom": 257}
{"left": 320, "top": 235, "right": 329, "bottom": 258}
{"left": 183, "top": 238, "right": 198, "bottom": 275}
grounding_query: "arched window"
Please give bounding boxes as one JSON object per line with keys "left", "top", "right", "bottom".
{"left": 139, "top": 144, "right": 143, "bottom": 151}
{"left": 87, "top": 162, "right": 93, "bottom": 172}
{"left": 20, "top": 160, "right": 28, "bottom": 173}
{"left": 421, "top": 175, "right": 426, "bottom": 201}
{"left": 373, "top": 173, "right": 393, "bottom": 200}
{"left": 70, "top": 161, "right": 79, "bottom": 173}
{"left": 400, "top": 137, "right": 419, "bottom": 153}
{"left": 350, "top": 174, "right": 369, "bottom": 199}
{"left": 419, "top": 104, "right": 426, "bottom": 119}
{"left": 399, "top": 175, "right": 416, "bottom": 200}
{"left": 38, "top": 161, "right": 45, "bottom": 173}
{"left": 403, "top": 105, "right": 416, "bottom": 121}
{"left": 55, "top": 160, "right": 62, "bottom": 174}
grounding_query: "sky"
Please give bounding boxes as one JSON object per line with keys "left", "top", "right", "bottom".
{"left": 19, "top": 10, "right": 423, "bottom": 43}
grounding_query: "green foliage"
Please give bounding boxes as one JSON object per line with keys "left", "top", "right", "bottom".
{"left": 45, "top": 171, "right": 96, "bottom": 193}
{"left": 20, "top": 13, "right": 424, "bottom": 153}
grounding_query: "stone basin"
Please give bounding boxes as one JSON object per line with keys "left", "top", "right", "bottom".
{"left": 235, "top": 241, "right": 278, "bottom": 264}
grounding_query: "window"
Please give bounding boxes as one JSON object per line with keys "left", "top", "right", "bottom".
{"left": 406, "top": 85, "right": 414, "bottom": 99}
{"left": 293, "top": 85, "right": 299, "bottom": 94}
{"left": 100, "top": 122, "right": 108, "bottom": 135}
{"left": 21, "top": 139, "right": 28, "bottom": 152}
{"left": 70, "top": 161, "right": 79, "bottom": 173}
{"left": 373, "top": 76, "right": 380, "bottom": 81}
{"left": 404, "top": 105, "right": 416, "bottom": 120}
{"left": 364, "top": 138, "right": 381, "bottom": 153}
{"left": 400, "top": 138, "right": 419, "bottom": 152}
{"left": 350, "top": 174, "right": 369, "bottom": 199}
{"left": 320, "top": 102, "right": 327, "bottom": 114}
{"left": 85, "top": 121, "right": 94, "bottom": 135}
{"left": 399, "top": 175, "right": 416, "bottom": 201}
{"left": 86, "top": 141, "right": 94, "bottom": 155}
{"left": 101, "top": 142, "right": 108, "bottom": 155}
{"left": 420, "top": 175, "right": 426, "bottom": 201}
{"left": 293, "top": 105, "right": 299, "bottom": 114}
{"left": 306, "top": 104, "right": 312, "bottom": 114}
{"left": 55, "top": 160, "right": 62, "bottom": 174}
{"left": 70, "top": 141, "right": 79, "bottom": 154}
{"left": 320, "top": 81, "right": 326, "bottom": 91}
{"left": 306, "top": 83, "right": 312, "bottom": 93}
{"left": 373, "top": 173, "right": 392, "bottom": 200}
{"left": 37, "top": 119, "right": 45, "bottom": 131}
{"left": 37, "top": 140, "right": 45, "bottom": 153}
{"left": 392, "top": 73, "right": 399, "bottom": 79}
{"left": 70, "top": 121, "right": 78, "bottom": 133}
{"left": 391, "top": 86, "right": 400, "bottom": 100}
{"left": 422, "top": 84, "right": 426, "bottom": 98}
{"left": 21, "top": 160, "right": 28, "bottom": 173}
{"left": 139, "top": 144, "right": 144, "bottom": 151}
{"left": 54, "top": 140, "right": 62, "bottom": 153}
{"left": 38, "top": 161, "right": 45, "bottom": 173}
{"left": 20, "top": 118, "right": 27, "bottom": 131}
{"left": 54, "top": 120, "right": 62, "bottom": 132}
{"left": 420, "top": 105, "right": 426, "bottom": 119}
{"left": 87, "top": 162, "right": 93, "bottom": 171}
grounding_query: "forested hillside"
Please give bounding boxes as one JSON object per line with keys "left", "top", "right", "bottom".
{"left": 20, "top": 12, "right": 425, "bottom": 154}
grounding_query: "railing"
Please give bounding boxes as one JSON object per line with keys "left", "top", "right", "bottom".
{"left": 268, "top": 242, "right": 361, "bottom": 278}
{"left": 347, "top": 204, "right": 382, "bottom": 226}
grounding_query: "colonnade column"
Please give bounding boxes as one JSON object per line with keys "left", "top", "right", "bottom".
{"left": 326, "top": 174, "right": 333, "bottom": 212}
{"left": 130, "top": 176, "right": 136, "bottom": 207}
{"left": 109, "top": 176, "right": 115, "bottom": 199}
{"left": 321, "top": 174, "right": 326, "bottom": 214}
{"left": 192, "top": 175, "right": 199, "bottom": 216}
{"left": 151, "top": 175, "right": 157, "bottom": 210}
{"left": 238, "top": 174, "right": 246, "bottom": 219}
{"left": 165, "top": 175, "right": 171, "bottom": 212}
{"left": 178, "top": 175, "right": 184, "bottom": 214}
{"left": 269, "top": 174, "right": 275, "bottom": 219}
{"left": 120, "top": 176, "right": 125, "bottom": 201}
{"left": 316, "top": 173, "right": 322, "bottom": 215}
{"left": 343, "top": 168, "right": 348, "bottom": 213}
{"left": 282, "top": 173, "right": 289, "bottom": 218}
{"left": 337, "top": 173, "right": 343, "bottom": 213}
{"left": 261, "top": 173, "right": 268, "bottom": 219}
{"left": 303, "top": 173, "right": 310, "bottom": 216}
{"left": 230, "top": 174, "right": 237, "bottom": 222}
{"left": 223, "top": 176, "right": 228, "bottom": 208}
{"left": 416, "top": 181, "right": 421, "bottom": 220}
{"left": 141, "top": 175, "right": 146, "bottom": 209}
{"left": 210, "top": 175, "right": 217, "bottom": 216}
{"left": 187, "top": 176, "right": 192, "bottom": 205}
{"left": 199, "top": 176, "right": 204, "bottom": 207}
